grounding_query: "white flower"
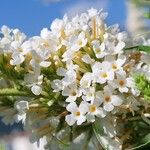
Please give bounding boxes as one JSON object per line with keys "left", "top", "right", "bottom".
{"left": 80, "top": 72, "right": 93, "bottom": 88}
{"left": 40, "top": 28, "right": 51, "bottom": 40}
{"left": 30, "top": 49, "right": 51, "bottom": 68}
{"left": 0, "top": 26, "right": 12, "bottom": 53}
{"left": 92, "top": 40, "right": 107, "bottom": 58}
{"left": 10, "top": 51, "right": 25, "bottom": 65}
{"left": 65, "top": 101, "right": 88, "bottom": 125}
{"left": 51, "top": 79, "right": 63, "bottom": 92}
{"left": 62, "top": 49, "right": 74, "bottom": 61}
{"left": 92, "top": 61, "right": 114, "bottom": 84}
{"left": 21, "top": 40, "right": 32, "bottom": 55}
{"left": 15, "top": 101, "right": 29, "bottom": 114}
{"left": 103, "top": 32, "right": 125, "bottom": 54}
{"left": 50, "top": 15, "right": 68, "bottom": 38}
{"left": 70, "top": 32, "right": 87, "bottom": 52}
{"left": 1, "top": 25, "right": 11, "bottom": 36}
{"left": 31, "top": 85, "right": 42, "bottom": 96}
{"left": 14, "top": 101, "right": 29, "bottom": 123}
{"left": 24, "top": 73, "right": 43, "bottom": 95}
{"left": 12, "top": 28, "right": 26, "bottom": 43}
{"left": 104, "top": 55, "right": 126, "bottom": 72}
{"left": 40, "top": 28, "right": 62, "bottom": 52}
{"left": 63, "top": 32, "right": 86, "bottom": 60}
{"left": 82, "top": 86, "right": 95, "bottom": 102}
{"left": 56, "top": 65, "right": 77, "bottom": 87}
{"left": 62, "top": 83, "right": 81, "bottom": 102}
{"left": 88, "top": 8, "right": 98, "bottom": 17}
{"left": 99, "top": 86, "right": 123, "bottom": 112}
{"left": 86, "top": 98, "right": 106, "bottom": 122}
{"left": 109, "top": 70, "right": 134, "bottom": 93}
{"left": 114, "top": 41, "right": 126, "bottom": 54}
{"left": 82, "top": 54, "right": 95, "bottom": 64}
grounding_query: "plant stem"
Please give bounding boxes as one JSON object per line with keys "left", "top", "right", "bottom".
{"left": 0, "top": 88, "right": 33, "bottom": 97}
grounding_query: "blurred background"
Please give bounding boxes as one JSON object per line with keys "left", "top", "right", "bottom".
{"left": 0, "top": 0, "right": 150, "bottom": 149}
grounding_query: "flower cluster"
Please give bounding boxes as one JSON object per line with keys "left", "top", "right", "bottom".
{"left": 0, "top": 8, "right": 150, "bottom": 150}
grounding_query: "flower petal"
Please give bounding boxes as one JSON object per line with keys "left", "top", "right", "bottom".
{"left": 66, "top": 102, "right": 78, "bottom": 113}
{"left": 65, "top": 114, "right": 76, "bottom": 126}
{"left": 103, "top": 103, "right": 114, "bottom": 112}
{"left": 111, "top": 95, "right": 123, "bottom": 106}
{"left": 66, "top": 96, "right": 77, "bottom": 103}
{"left": 31, "top": 85, "right": 42, "bottom": 95}
{"left": 77, "top": 115, "right": 86, "bottom": 125}
{"left": 40, "top": 61, "right": 51, "bottom": 67}
{"left": 79, "top": 101, "right": 89, "bottom": 114}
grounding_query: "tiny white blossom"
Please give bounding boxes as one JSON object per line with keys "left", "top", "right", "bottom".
{"left": 62, "top": 83, "right": 81, "bottom": 102}
{"left": 80, "top": 72, "right": 93, "bottom": 88}
{"left": 40, "top": 28, "right": 51, "bottom": 40}
{"left": 70, "top": 32, "right": 87, "bottom": 52}
{"left": 98, "top": 86, "right": 123, "bottom": 112}
{"left": 51, "top": 79, "right": 63, "bottom": 92}
{"left": 10, "top": 51, "right": 25, "bottom": 65}
{"left": 92, "top": 61, "right": 114, "bottom": 84}
{"left": 109, "top": 70, "right": 134, "bottom": 93}
{"left": 86, "top": 98, "right": 106, "bottom": 122}
{"left": 14, "top": 101, "right": 29, "bottom": 123}
{"left": 82, "top": 86, "right": 95, "bottom": 102}
{"left": 92, "top": 40, "right": 107, "bottom": 58}
{"left": 31, "top": 85, "right": 42, "bottom": 96}
{"left": 24, "top": 73, "right": 43, "bottom": 95}
{"left": 82, "top": 54, "right": 95, "bottom": 64}
{"left": 65, "top": 101, "right": 88, "bottom": 125}
{"left": 105, "top": 55, "right": 126, "bottom": 72}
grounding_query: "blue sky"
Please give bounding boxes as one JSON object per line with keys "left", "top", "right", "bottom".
{"left": 0, "top": 0, "right": 126, "bottom": 36}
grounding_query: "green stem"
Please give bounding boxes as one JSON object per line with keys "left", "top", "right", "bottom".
{"left": 124, "top": 46, "right": 139, "bottom": 50}
{"left": 129, "top": 141, "right": 150, "bottom": 150}
{"left": 0, "top": 88, "right": 34, "bottom": 97}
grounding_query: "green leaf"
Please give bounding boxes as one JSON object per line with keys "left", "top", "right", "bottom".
{"left": 125, "top": 45, "right": 150, "bottom": 53}
{"left": 92, "top": 123, "right": 106, "bottom": 149}
{"left": 138, "top": 45, "right": 150, "bottom": 53}
{"left": 144, "top": 12, "right": 150, "bottom": 19}
{"left": 134, "top": 74, "right": 150, "bottom": 102}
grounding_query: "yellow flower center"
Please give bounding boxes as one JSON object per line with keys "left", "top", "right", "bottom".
{"left": 75, "top": 111, "right": 81, "bottom": 116}
{"left": 78, "top": 40, "right": 83, "bottom": 46}
{"left": 101, "top": 73, "right": 108, "bottom": 78}
{"left": 95, "top": 48, "right": 101, "bottom": 53}
{"left": 119, "top": 80, "right": 125, "bottom": 86}
{"left": 71, "top": 91, "right": 77, "bottom": 96}
{"left": 43, "top": 42, "right": 50, "bottom": 48}
{"left": 104, "top": 96, "right": 111, "bottom": 102}
{"left": 89, "top": 105, "right": 96, "bottom": 112}
{"left": 112, "top": 64, "right": 117, "bottom": 70}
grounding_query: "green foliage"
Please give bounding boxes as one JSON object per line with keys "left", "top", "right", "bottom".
{"left": 0, "top": 144, "right": 5, "bottom": 150}
{"left": 134, "top": 74, "right": 150, "bottom": 101}
{"left": 144, "top": 12, "right": 150, "bottom": 19}
{"left": 132, "top": 0, "right": 150, "bottom": 6}
{"left": 125, "top": 45, "right": 150, "bottom": 53}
